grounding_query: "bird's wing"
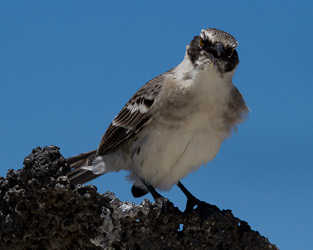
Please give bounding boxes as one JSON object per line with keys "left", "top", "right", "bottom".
{"left": 97, "top": 72, "right": 167, "bottom": 156}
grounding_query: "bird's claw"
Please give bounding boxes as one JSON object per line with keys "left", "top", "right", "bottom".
{"left": 184, "top": 197, "right": 201, "bottom": 213}
{"left": 155, "top": 197, "right": 170, "bottom": 215}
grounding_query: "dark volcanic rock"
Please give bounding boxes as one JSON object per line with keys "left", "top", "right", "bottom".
{"left": 0, "top": 146, "right": 278, "bottom": 250}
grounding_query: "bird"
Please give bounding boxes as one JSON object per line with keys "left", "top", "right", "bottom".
{"left": 67, "top": 28, "right": 249, "bottom": 211}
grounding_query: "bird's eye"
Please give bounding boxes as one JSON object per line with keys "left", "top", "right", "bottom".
{"left": 199, "top": 38, "right": 204, "bottom": 47}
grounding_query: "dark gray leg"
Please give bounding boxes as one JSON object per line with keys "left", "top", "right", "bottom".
{"left": 141, "top": 181, "right": 163, "bottom": 200}
{"left": 177, "top": 181, "right": 200, "bottom": 212}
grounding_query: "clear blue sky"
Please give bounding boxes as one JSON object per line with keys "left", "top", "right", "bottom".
{"left": 1, "top": 1, "right": 312, "bottom": 249}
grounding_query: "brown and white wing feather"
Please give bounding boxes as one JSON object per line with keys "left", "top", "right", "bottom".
{"left": 97, "top": 73, "right": 166, "bottom": 156}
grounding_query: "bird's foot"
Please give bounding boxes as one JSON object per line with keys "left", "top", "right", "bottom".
{"left": 184, "top": 196, "right": 201, "bottom": 213}
{"left": 155, "top": 196, "right": 171, "bottom": 215}
{"left": 186, "top": 200, "right": 220, "bottom": 219}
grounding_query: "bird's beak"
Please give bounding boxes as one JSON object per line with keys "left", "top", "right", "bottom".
{"left": 207, "top": 43, "right": 225, "bottom": 59}
{"left": 215, "top": 43, "right": 224, "bottom": 57}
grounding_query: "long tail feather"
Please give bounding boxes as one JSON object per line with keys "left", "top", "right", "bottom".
{"left": 66, "top": 150, "right": 100, "bottom": 185}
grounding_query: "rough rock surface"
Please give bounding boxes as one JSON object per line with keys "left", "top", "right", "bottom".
{"left": 0, "top": 146, "right": 278, "bottom": 250}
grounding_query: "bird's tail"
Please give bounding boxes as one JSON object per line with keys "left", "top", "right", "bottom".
{"left": 67, "top": 150, "right": 150, "bottom": 198}
{"left": 66, "top": 149, "right": 101, "bottom": 185}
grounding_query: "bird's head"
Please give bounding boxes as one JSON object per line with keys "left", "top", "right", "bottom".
{"left": 187, "top": 28, "right": 239, "bottom": 75}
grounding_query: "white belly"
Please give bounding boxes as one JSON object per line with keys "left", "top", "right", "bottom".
{"left": 130, "top": 109, "right": 230, "bottom": 191}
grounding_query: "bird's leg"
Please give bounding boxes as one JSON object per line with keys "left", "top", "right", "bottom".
{"left": 142, "top": 181, "right": 163, "bottom": 200}
{"left": 177, "top": 181, "right": 200, "bottom": 212}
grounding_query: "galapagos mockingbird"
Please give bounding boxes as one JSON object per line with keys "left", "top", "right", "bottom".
{"left": 67, "top": 28, "right": 249, "bottom": 211}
